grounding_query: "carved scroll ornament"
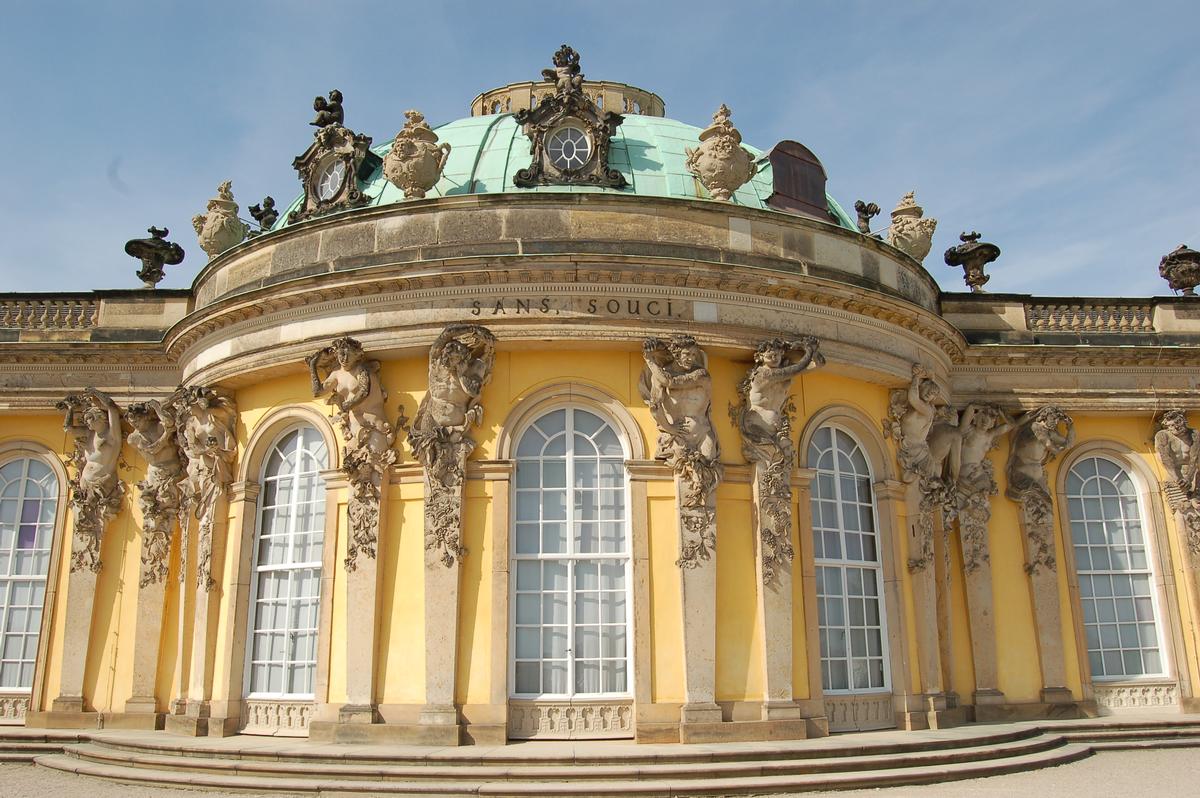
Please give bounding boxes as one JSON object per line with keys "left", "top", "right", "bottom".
{"left": 307, "top": 337, "right": 399, "bottom": 571}
{"left": 404, "top": 325, "right": 497, "bottom": 568}
{"left": 639, "top": 335, "right": 723, "bottom": 568}
{"left": 1005, "top": 406, "right": 1075, "bottom": 573}
{"left": 731, "top": 337, "right": 824, "bottom": 583}
{"left": 170, "top": 385, "right": 237, "bottom": 590}
{"left": 126, "top": 400, "right": 185, "bottom": 586}
{"left": 56, "top": 389, "right": 125, "bottom": 573}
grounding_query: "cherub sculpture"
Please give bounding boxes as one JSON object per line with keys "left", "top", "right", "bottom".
{"left": 310, "top": 89, "right": 345, "bottom": 128}
{"left": 733, "top": 337, "right": 824, "bottom": 466}
{"left": 248, "top": 196, "right": 278, "bottom": 232}
{"left": 126, "top": 400, "right": 185, "bottom": 586}
{"left": 171, "top": 385, "right": 237, "bottom": 589}
{"left": 1155, "top": 409, "right": 1200, "bottom": 502}
{"left": 541, "top": 44, "right": 583, "bottom": 96}
{"left": 56, "top": 388, "right": 125, "bottom": 572}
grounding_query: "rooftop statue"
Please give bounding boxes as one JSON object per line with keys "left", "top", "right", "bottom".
{"left": 542, "top": 44, "right": 584, "bottom": 96}
{"left": 125, "top": 400, "right": 184, "bottom": 586}
{"left": 192, "top": 180, "right": 249, "bottom": 260}
{"left": 248, "top": 196, "right": 278, "bottom": 234}
{"left": 383, "top": 110, "right": 452, "bottom": 199}
{"left": 56, "top": 389, "right": 125, "bottom": 573}
{"left": 1159, "top": 244, "right": 1200, "bottom": 297}
{"left": 310, "top": 89, "right": 345, "bottom": 128}
{"left": 124, "top": 226, "right": 184, "bottom": 288}
{"left": 886, "top": 191, "right": 938, "bottom": 263}
{"left": 854, "top": 200, "right": 881, "bottom": 235}
{"left": 945, "top": 231, "right": 1001, "bottom": 293}
{"left": 685, "top": 104, "right": 757, "bottom": 202}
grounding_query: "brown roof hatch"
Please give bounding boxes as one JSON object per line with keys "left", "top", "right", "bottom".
{"left": 765, "top": 141, "right": 831, "bottom": 221}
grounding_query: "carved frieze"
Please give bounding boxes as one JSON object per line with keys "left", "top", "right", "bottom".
{"left": 513, "top": 46, "right": 627, "bottom": 189}
{"left": 639, "top": 335, "right": 722, "bottom": 568}
{"left": 242, "top": 699, "right": 314, "bottom": 736}
{"left": 685, "top": 105, "right": 758, "bottom": 202}
{"left": 731, "top": 337, "right": 824, "bottom": 583}
{"left": 289, "top": 90, "right": 381, "bottom": 224}
{"left": 383, "top": 110, "right": 451, "bottom": 199}
{"left": 0, "top": 694, "right": 29, "bottom": 722}
{"left": 507, "top": 700, "right": 633, "bottom": 740}
{"left": 192, "top": 181, "right": 248, "bottom": 260}
{"left": 307, "top": 337, "right": 399, "bottom": 571}
{"left": 56, "top": 389, "right": 125, "bottom": 573}
{"left": 404, "top": 325, "right": 496, "bottom": 567}
{"left": 171, "top": 385, "right": 237, "bottom": 590}
{"left": 126, "top": 400, "right": 185, "bottom": 587}
{"left": 886, "top": 191, "right": 938, "bottom": 264}
{"left": 1006, "top": 406, "right": 1074, "bottom": 573}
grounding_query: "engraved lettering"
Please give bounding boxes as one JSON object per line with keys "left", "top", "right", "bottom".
{"left": 606, "top": 300, "right": 620, "bottom": 313}
{"left": 646, "top": 300, "right": 660, "bottom": 315}
{"left": 471, "top": 300, "right": 481, "bottom": 316}
{"left": 540, "top": 297, "right": 551, "bottom": 313}
{"left": 492, "top": 301, "right": 505, "bottom": 315}
{"left": 587, "top": 299, "right": 598, "bottom": 314}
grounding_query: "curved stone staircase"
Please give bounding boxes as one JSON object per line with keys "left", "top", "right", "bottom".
{"left": 12, "top": 718, "right": 1200, "bottom": 795}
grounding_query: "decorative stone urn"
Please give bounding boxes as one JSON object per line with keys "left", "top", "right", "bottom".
{"left": 1159, "top": 244, "right": 1200, "bottom": 296}
{"left": 383, "top": 110, "right": 452, "bottom": 199}
{"left": 886, "top": 191, "right": 938, "bottom": 263}
{"left": 685, "top": 105, "right": 757, "bottom": 202}
{"left": 944, "top": 231, "right": 1001, "bottom": 292}
{"left": 191, "top": 181, "right": 248, "bottom": 260}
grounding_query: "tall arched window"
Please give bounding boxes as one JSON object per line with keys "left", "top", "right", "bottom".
{"left": 511, "top": 408, "right": 631, "bottom": 698}
{"left": 807, "top": 426, "right": 889, "bottom": 693}
{"left": 0, "top": 457, "right": 57, "bottom": 691}
{"left": 246, "top": 426, "right": 327, "bottom": 697}
{"left": 1066, "top": 456, "right": 1166, "bottom": 679}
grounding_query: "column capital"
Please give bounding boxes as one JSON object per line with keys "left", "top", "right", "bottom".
{"left": 466, "top": 459, "right": 516, "bottom": 481}
{"left": 873, "top": 479, "right": 907, "bottom": 501}
{"left": 228, "top": 481, "right": 261, "bottom": 503}
{"left": 624, "top": 459, "right": 674, "bottom": 481}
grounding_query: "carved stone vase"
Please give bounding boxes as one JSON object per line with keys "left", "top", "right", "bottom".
{"left": 383, "top": 110, "right": 451, "bottom": 199}
{"left": 886, "top": 191, "right": 938, "bottom": 263}
{"left": 192, "top": 181, "right": 249, "bottom": 260}
{"left": 685, "top": 105, "right": 757, "bottom": 202}
{"left": 1159, "top": 244, "right": 1200, "bottom": 296}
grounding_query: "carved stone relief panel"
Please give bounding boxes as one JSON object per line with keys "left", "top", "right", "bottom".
{"left": 507, "top": 699, "right": 634, "bottom": 740}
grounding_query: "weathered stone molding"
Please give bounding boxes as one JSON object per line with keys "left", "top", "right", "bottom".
{"left": 0, "top": 694, "right": 28, "bottom": 723}
{"left": 307, "top": 337, "right": 398, "bottom": 571}
{"left": 824, "top": 693, "right": 894, "bottom": 733}
{"left": 507, "top": 699, "right": 633, "bottom": 740}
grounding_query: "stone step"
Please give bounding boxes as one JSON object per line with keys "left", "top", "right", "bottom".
{"left": 1063, "top": 726, "right": 1200, "bottom": 742}
{"left": 59, "top": 733, "right": 1069, "bottom": 783}
{"left": 75, "top": 725, "right": 1044, "bottom": 767}
{"left": 34, "top": 744, "right": 1094, "bottom": 796}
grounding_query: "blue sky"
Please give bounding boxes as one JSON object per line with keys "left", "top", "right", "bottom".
{"left": 0, "top": 1, "right": 1196, "bottom": 296}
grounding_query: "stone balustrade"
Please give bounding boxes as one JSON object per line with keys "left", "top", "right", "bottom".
{"left": 0, "top": 298, "right": 97, "bottom": 330}
{"left": 1025, "top": 301, "right": 1155, "bottom": 332}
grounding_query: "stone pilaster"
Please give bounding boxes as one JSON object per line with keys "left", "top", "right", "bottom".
{"left": 176, "top": 493, "right": 231, "bottom": 734}
{"left": 420, "top": 468, "right": 463, "bottom": 741}
{"left": 340, "top": 471, "right": 389, "bottom": 725}
{"left": 794, "top": 468, "right": 828, "bottom": 734}
{"left": 752, "top": 459, "right": 802, "bottom": 722}
{"left": 956, "top": 495, "right": 1004, "bottom": 708}
{"left": 1016, "top": 497, "right": 1071, "bottom": 703}
{"left": 123, "top": 547, "right": 172, "bottom": 726}
{"left": 49, "top": 564, "right": 99, "bottom": 720}
{"left": 904, "top": 481, "right": 947, "bottom": 714}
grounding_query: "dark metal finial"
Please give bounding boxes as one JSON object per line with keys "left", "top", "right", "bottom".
{"left": 944, "top": 230, "right": 1000, "bottom": 293}
{"left": 124, "top": 227, "right": 185, "bottom": 288}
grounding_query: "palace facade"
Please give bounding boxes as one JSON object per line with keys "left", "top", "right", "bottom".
{"left": 2, "top": 47, "right": 1199, "bottom": 747}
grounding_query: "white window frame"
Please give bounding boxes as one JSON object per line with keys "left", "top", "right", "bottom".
{"left": 242, "top": 425, "right": 328, "bottom": 701}
{"left": 807, "top": 423, "right": 891, "bottom": 695}
{"left": 1066, "top": 454, "right": 1170, "bottom": 682}
{"left": 508, "top": 404, "right": 634, "bottom": 701}
{"left": 0, "top": 456, "right": 57, "bottom": 693}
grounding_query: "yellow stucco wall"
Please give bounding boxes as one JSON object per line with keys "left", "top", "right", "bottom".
{"left": 4, "top": 361, "right": 1198, "bottom": 722}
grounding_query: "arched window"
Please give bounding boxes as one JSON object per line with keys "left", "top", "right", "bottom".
{"left": 246, "top": 426, "right": 327, "bottom": 697}
{"left": 1066, "top": 456, "right": 1166, "bottom": 679}
{"left": 511, "top": 408, "right": 630, "bottom": 698}
{"left": 0, "top": 457, "right": 57, "bottom": 690}
{"left": 807, "top": 426, "right": 889, "bottom": 693}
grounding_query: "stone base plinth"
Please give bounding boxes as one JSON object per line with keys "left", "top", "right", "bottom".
{"left": 679, "top": 701, "right": 722, "bottom": 724}
{"left": 1041, "top": 687, "right": 1075, "bottom": 704}
{"left": 337, "top": 704, "right": 379, "bottom": 724}
{"left": 973, "top": 688, "right": 1007, "bottom": 706}
{"left": 461, "top": 723, "right": 506, "bottom": 746}
{"left": 308, "top": 720, "right": 461, "bottom": 746}
{"left": 926, "top": 706, "right": 971, "bottom": 729}
{"left": 679, "top": 718, "right": 808, "bottom": 744}
{"left": 102, "top": 712, "right": 164, "bottom": 730}
{"left": 974, "top": 701, "right": 1089, "bottom": 723}
{"left": 207, "top": 716, "right": 241, "bottom": 737}
{"left": 164, "top": 714, "right": 208, "bottom": 736}
{"left": 25, "top": 710, "right": 99, "bottom": 729}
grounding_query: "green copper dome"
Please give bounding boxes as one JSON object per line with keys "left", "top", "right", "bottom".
{"left": 278, "top": 113, "right": 857, "bottom": 230}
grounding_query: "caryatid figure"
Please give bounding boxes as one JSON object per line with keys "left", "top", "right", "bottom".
{"left": 172, "top": 385, "right": 237, "bottom": 589}
{"left": 1155, "top": 409, "right": 1200, "bottom": 500}
{"left": 954, "top": 403, "right": 1013, "bottom": 571}
{"left": 1006, "top": 405, "right": 1075, "bottom": 571}
{"left": 57, "top": 388, "right": 125, "bottom": 572}
{"left": 126, "top": 400, "right": 185, "bottom": 586}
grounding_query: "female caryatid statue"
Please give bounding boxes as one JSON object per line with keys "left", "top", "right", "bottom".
{"left": 732, "top": 337, "right": 825, "bottom": 582}
{"left": 1006, "top": 405, "right": 1075, "bottom": 572}
{"left": 171, "top": 385, "right": 237, "bottom": 589}
{"left": 126, "top": 399, "right": 185, "bottom": 586}
{"left": 1154, "top": 409, "right": 1200, "bottom": 556}
{"left": 56, "top": 388, "right": 125, "bottom": 573}
{"left": 639, "top": 335, "right": 723, "bottom": 567}
{"left": 308, "top": 337, "right": 398, "bottom": 570}
{"left": 406, "top": 324, "right": 497, "bottom": 567}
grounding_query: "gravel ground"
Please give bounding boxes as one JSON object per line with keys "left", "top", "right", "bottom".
{"left": 2, "top": 749, "right": 1199, "bottom": 797}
